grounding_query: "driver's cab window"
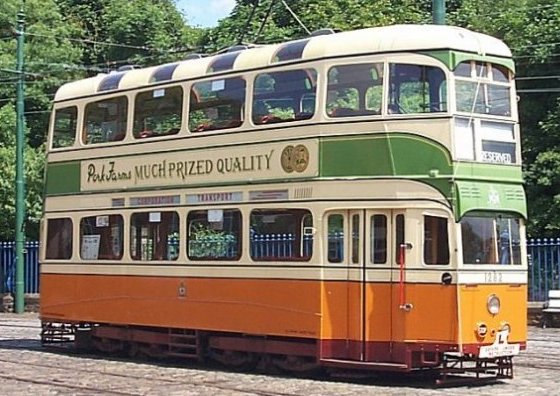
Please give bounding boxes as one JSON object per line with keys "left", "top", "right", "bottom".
{"left": 388, "top": 63, "right": 447, "bottom": 114}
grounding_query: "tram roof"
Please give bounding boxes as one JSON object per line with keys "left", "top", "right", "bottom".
{"left": 54, "top": 24, "right": 512, "bottom": 102}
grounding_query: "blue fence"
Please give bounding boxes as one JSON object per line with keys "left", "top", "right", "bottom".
{"left": 1, "top": 238, "right": 560, "bottom": 301}
{"left": 0, "top": 241, "right": 40, "bottom": 294}
{"left": 527, "top": 238, "right": 560, "bottom": 301}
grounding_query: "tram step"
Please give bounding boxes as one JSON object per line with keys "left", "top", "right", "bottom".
{"left": 320, "top": 358, "right": 408, "bottom": 372}
{"left": 167, "top": 329, "right": 200, "bottom": 359}
{"left": 41, "top": 322, "right": 76, "bottom": 344}
{"left": 167, "top": 351, "right": 200, "bottom": 359}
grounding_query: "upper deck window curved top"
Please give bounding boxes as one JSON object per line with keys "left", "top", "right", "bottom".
{"left": 150, "top": 63, "right": 179, "bottom": 83}
{"left": 208, "top": 52, "right": 241, "bottom": 73}
{"left": 273, "top": 39, "right": 310, "bottom": 63}
{"left": 98, "top": 72, "right": 127, "bottom": 92}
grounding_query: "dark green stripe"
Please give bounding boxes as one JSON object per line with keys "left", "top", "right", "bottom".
{"left": 45, "top": 161, "right": 80, "bottom": 195}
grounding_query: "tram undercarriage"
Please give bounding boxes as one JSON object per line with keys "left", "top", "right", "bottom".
{"left": 40, "top": 320, "right": 516, "bottom": 384}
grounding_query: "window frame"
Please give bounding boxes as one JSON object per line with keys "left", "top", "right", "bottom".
{"left": 187, "top": 208, "right": 242, "bottom": 261}
{"left": 326, "top": 62, "right": 384, "bottom": 118}
{"left": 387, "top": 62, "right": 448, "bottom": 115}
{"left": 79, "top": 214, "right": 124, "bottom": 261}
{"left": 423, "top": 214, "right": 450, "bottom": 265}
{"left": 250, "top": 208, "right": 313, "bottom": 262}
{"left": 83, "top": 95, "right": 128, "bottom": 145}
{"left": 51, "top": 106, "right": 78, "bottom": 149}
{"left": 133, "top": 85, "right": 183, "bottom": 139}
{"left": 453, "top": 60, "right": 513, "bottom": 118}
{"left": 188, "top": 77, "right": 246, "bottom": 133}
{"left": 45, "top": 218, "right": 73, "bottom": 260}
{"left": 251, "top": 68, "right": 318, "bottom": 126}
{"left": 130, "top": 211, "right": 181, "bottom": 261}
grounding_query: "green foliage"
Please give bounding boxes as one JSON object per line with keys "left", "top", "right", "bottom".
{"left": 200, "top": 0, "right": 437, "bottom": 51}
{"left": 102, "top": 0, "right": 199, "bottom": 65}
{"left": 188, "top": 223, "right": 235, "bottom": 258}
{"left": 0, "top": 105, "right": 45, "bottom": 240}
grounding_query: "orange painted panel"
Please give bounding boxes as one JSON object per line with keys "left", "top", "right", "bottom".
{"left": 41, "top": 274, "right": 526, "bottom": 349}
{"left": 41, "top": 274, "right": 322, "bottom": 338}
{"left": 387, "top": 283, "right": 458, "bottom": 343}
{"left": 459, "top": 284, "right": 527, "bottom": 345}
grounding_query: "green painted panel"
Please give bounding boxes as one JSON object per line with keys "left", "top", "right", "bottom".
{"left": 454, "top": 180, "right": 526, "bottom": 219}
{"left": 320, "top": 134, "right": 452, "bottom": 178}
{"left": 421, "top": 50, "right": 515, "bottom": 72}
{"left": 453, "top": 162, "right": 523, "bottom": 183}
{"left": 45, "top": 161, "right": 80, "bottom": 195}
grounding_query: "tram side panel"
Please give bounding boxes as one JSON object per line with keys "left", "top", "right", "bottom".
{"left": 40, "top": 273, "right": 323, "bottom": 339}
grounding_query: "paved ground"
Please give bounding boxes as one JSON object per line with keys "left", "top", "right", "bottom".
{"left": 0, "top": 313, "right": 558, "bottom": 395}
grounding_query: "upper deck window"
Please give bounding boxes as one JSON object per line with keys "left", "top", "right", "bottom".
{"left": 133, "top": 86, "right": 182, "bottom": 139}
{"left": 252, "top": 68, "right": 317, "bottom": 125}
{"left": 460, "top": 214, "right": 521, "bottom": 265}
{"left": 84, "top": 96, "right": 128, "bottom": 144}
{"left": 326, "top": 63, "right": 383, "bottom": 117}
{"left": 273, "top": 39, "right": 310, "bottom": 63}
{"left": 388, "top": 64, "right": 447, "bottom": 114}
{"left": 52, "top": 106, "right": 77, "bottom": 149}
{"left": 189, "top": 77, "right": 245, "bottom": 132}
{"left": 454, "top": 61, "right": 512, "bottom": 117}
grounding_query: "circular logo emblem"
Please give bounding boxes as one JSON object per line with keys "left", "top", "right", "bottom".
{"left": 281, "top": 145, "right": 309, "bottom": 173}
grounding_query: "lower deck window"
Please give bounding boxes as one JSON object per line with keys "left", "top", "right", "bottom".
{"left": 327, "top": 214, "right": 343, "bottom": 263}
{"left": 80, "top": 215, "right": 123, "bottom": 260}
{"left": 45, "top": 218, "right": 73, "bottom": 259}
{"left": 250, "top": 209, "right": 313, "bottom": 261}
{"left": 130, "top": 211, "right": 180, "bottom": 261}
{"left": 187, "top": 209, "right": 241, "bottom": 260}
{"left": 371, "top": 214, "right": 387, "bottom": 264}
{"left": 423, "top": 215, "right": 450, "bottom": 265}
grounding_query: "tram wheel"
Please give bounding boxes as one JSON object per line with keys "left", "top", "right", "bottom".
{"left": 209, "top": 349, "right": 259, "bottom": 371}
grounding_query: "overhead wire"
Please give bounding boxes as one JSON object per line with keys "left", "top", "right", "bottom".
{"left": 237, "top": 0, "right": 260, "bottom": 45}
{"left": 279, "top": 0, "right": 310, "bottom": 35}
{"left": 253, "top": 0, "right": 276, "bottom": 43}
{"left": 25, "top": 32, "right": 154, "bottom": 51}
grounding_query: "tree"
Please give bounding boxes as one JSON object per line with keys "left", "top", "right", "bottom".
{"left": 57, "top": 0, "right": 202, "bottom": 68}
{"left": 1, "top": 0, "right": 84, "bottom": 147}
{"left": 0, "top": 105, "right": 45, "bottom": 240}
{"left": 0, "top": 0, "right": 83, "bottom": 240}
{"left": 200, "top": 0, "right": 440, "bottom": 51}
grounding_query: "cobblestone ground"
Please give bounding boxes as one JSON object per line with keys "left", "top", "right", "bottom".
{"left": 0, "top": 313, "right": 558, "bottom": 395}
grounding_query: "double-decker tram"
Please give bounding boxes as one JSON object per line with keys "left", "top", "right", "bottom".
{"left": 40, "top": 24, "right": 527, "bottom": 381}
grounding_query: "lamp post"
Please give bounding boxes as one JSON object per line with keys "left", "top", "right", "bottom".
{"left": 14, "top": 6, "right": 26, "bottom": 314}
{"left": 433, "top": 0, "right": 446, "bottom": 25}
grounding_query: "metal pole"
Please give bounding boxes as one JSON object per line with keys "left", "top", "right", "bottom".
{"left": 14, "top": 7, "right": 26, "bottom": 313}
{"left": 432, "top": 0, "right": 446, "bottom": 25}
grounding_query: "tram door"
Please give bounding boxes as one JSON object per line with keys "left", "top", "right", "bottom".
{"left": 326, "top": 210, "right": 394, "bottom": 362}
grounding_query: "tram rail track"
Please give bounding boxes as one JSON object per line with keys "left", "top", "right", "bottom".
{"left": 2, "top": 315, "right": 560, "bottom": 394}
{"left": 0, "top": 354, "right": 308, "bottom": 396}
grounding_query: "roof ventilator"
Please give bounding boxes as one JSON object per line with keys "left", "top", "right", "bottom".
{"left": 117, "top": 65, "right": 139, "bottom": 72}
{"left": 185, "top": 53, "right": 205, "bottom": 60}
{"left": 310, "top": 28, "right": 339, "bottom": 37}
